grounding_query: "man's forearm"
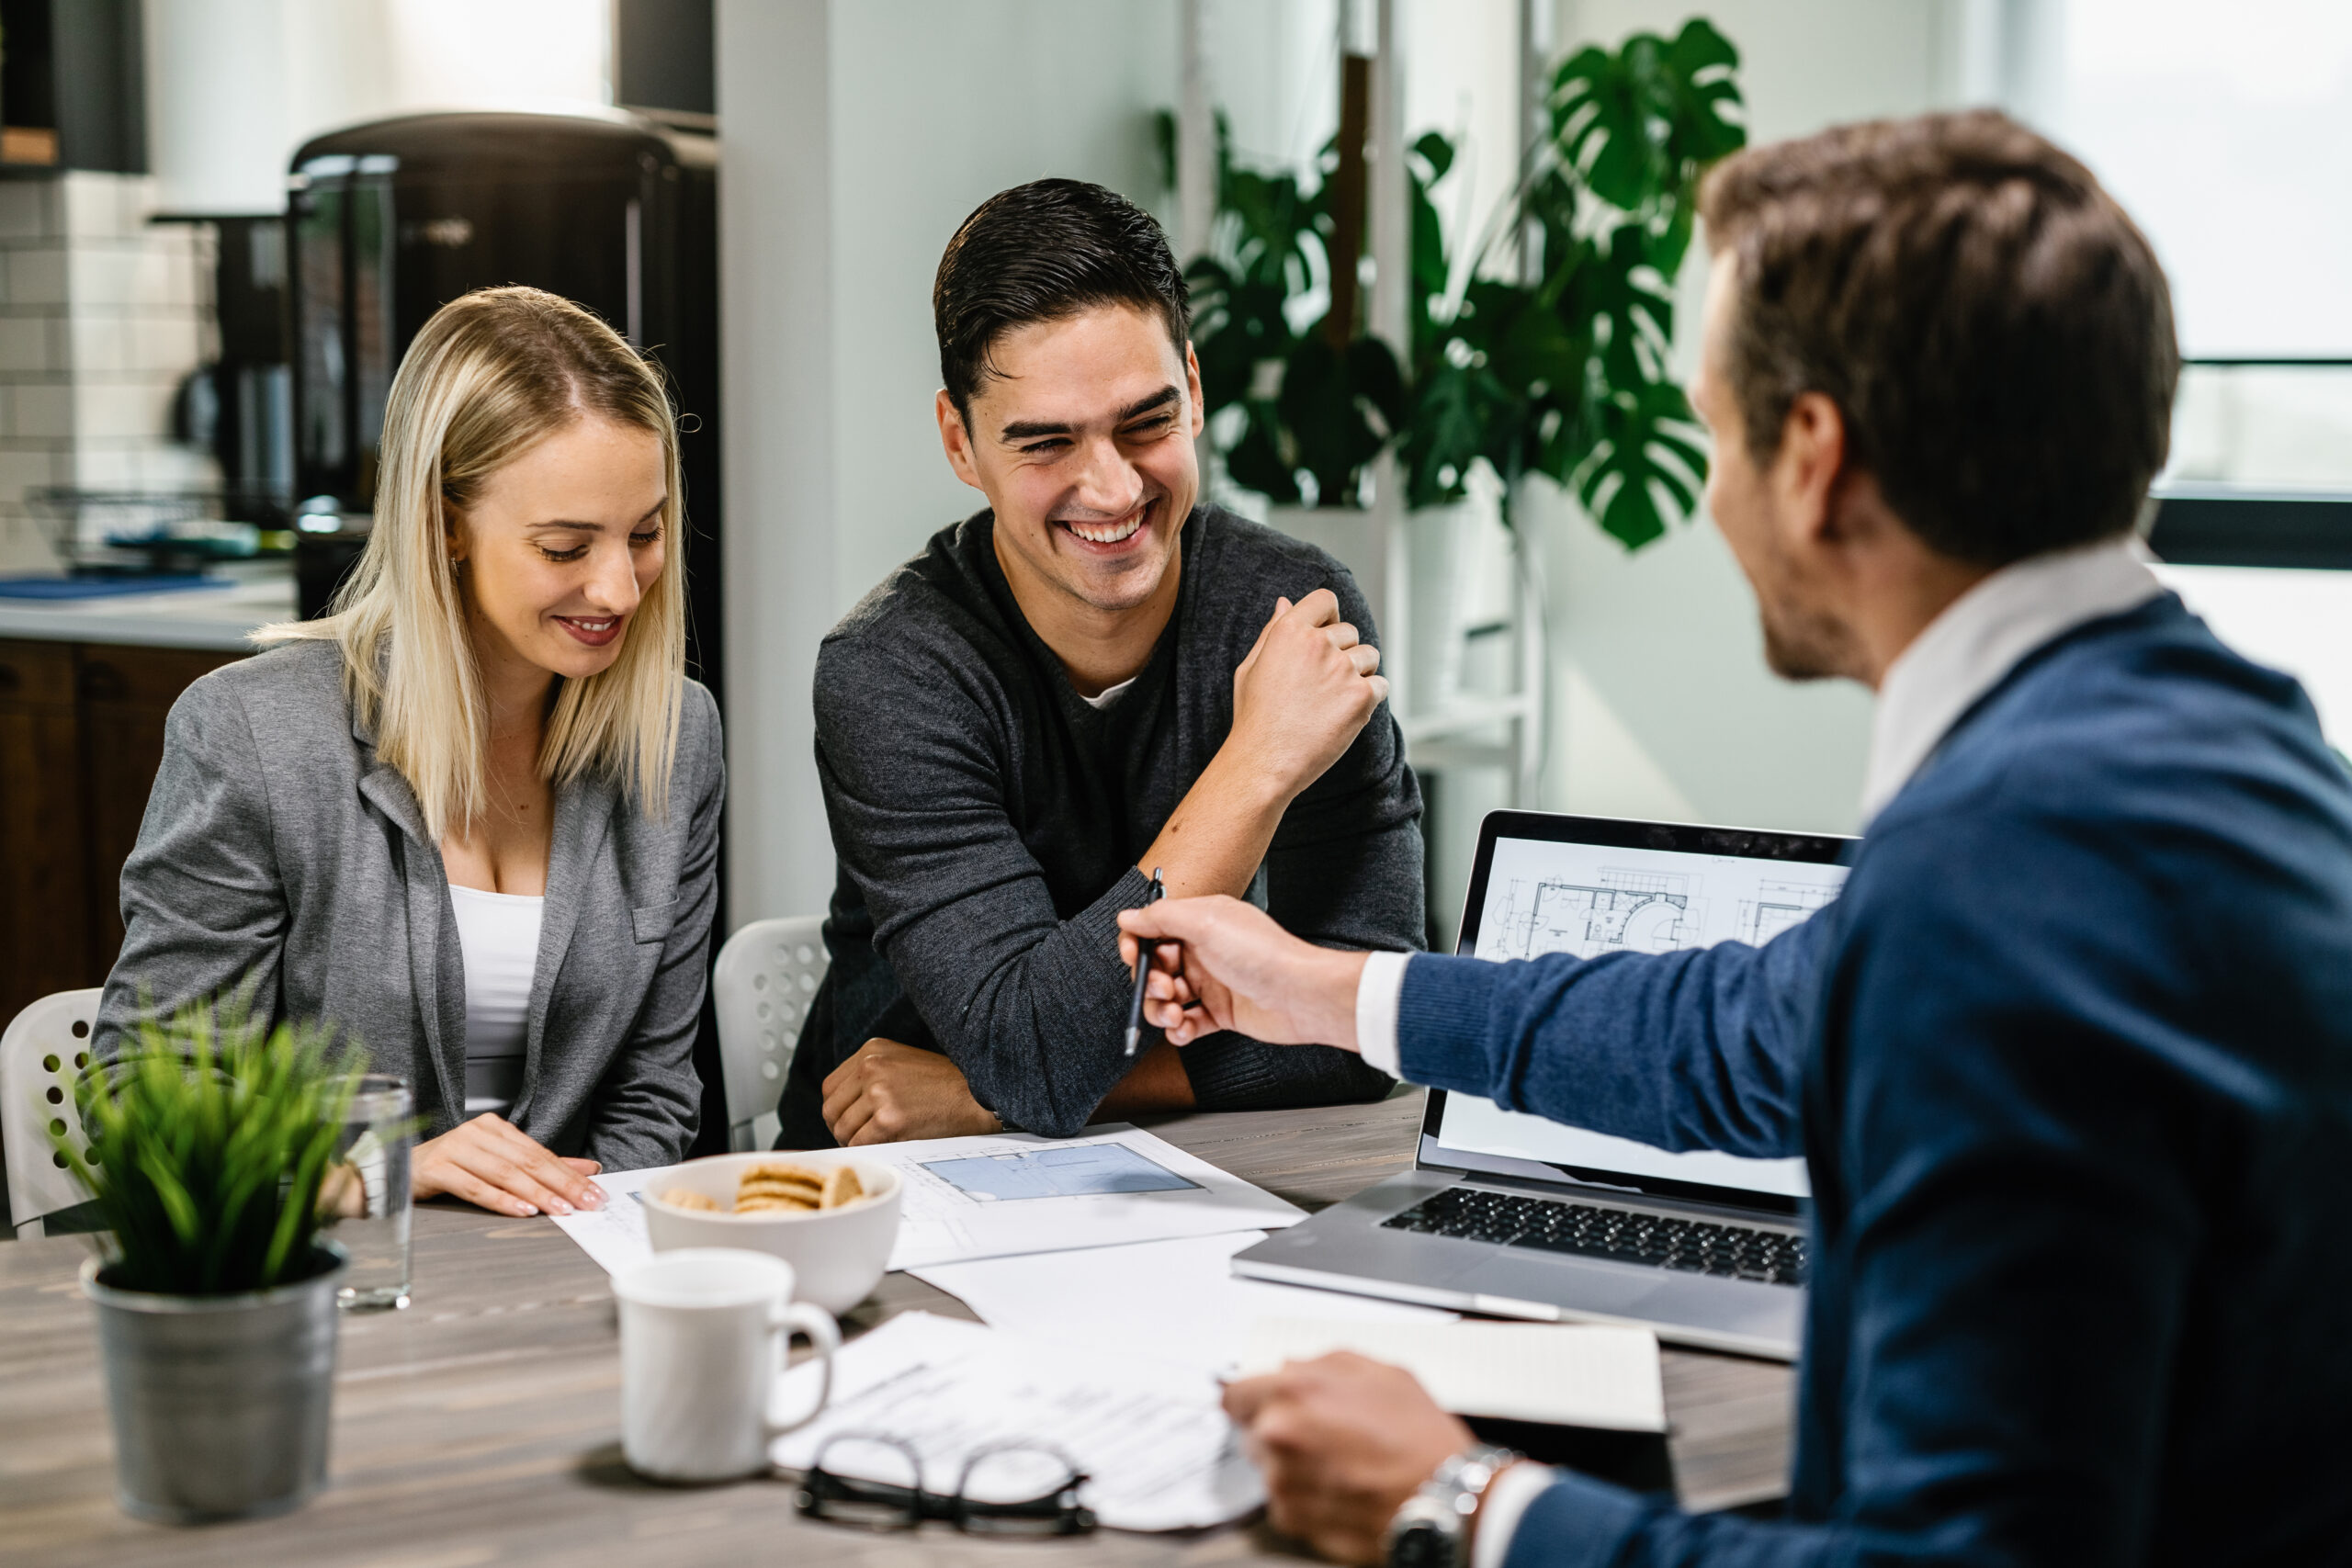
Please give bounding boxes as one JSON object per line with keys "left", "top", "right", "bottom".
{"left": 1091, "top": 1041, "right": 1196, "bottom": 1118}
{"left": 1139, "top": 742, "right": 1293, "bottom": 899}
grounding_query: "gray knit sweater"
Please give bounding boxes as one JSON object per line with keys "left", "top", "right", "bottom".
{"left": 776, "top": 503, "right": 1422, "bottom": 1144}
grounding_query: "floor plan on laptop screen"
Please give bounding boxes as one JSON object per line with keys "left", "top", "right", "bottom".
{"left": 1473, "top": 838, "right": 1849, "bottom": 964}
{"left": 1442, "top": 835, "right": 1850, "bottom": 1201}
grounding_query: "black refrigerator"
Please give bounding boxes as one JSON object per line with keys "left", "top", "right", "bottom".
{"left": 286, "top": 109, "right": 722, "bottom": 711}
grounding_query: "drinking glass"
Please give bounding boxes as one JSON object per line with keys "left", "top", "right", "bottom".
{"left": 324, "top": 1075, "right": 413, "bottom": 1311}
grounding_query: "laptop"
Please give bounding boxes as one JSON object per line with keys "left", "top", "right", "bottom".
{"left": 1232, "top": 810, "right": 1853, "bottom": 1359}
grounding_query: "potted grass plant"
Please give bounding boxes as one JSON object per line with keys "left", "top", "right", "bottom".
{"left": 56, "top": 996, "right": 365, "bottom": 1523}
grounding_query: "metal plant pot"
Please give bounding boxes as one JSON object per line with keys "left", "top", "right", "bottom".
{"left": 81, "top": 1246, "right": 346, "bottom": 1523}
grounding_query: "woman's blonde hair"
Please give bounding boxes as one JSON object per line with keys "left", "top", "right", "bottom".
{"left": 260, "top": 286, "right": 686, "bottom": 841}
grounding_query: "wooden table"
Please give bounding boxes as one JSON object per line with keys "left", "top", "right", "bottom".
{"left": 0, "top": 1091, "right": 1792, "bottom": 1566}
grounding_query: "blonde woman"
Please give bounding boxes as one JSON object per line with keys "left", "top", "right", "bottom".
{"left": 97, "top": 287, "right": 721, "bottom": 1217}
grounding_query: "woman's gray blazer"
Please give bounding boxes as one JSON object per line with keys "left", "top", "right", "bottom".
{"left": 96, "top": 637, "right": 723, "bottom": 1171}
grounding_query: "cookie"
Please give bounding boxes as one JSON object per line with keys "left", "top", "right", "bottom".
{"left": 820, "top": 1165, "right": 865, "bottom": 1210}
{"left": 661, "top": 1188, "right": 721, "bottom": 1213}
{"left": 735, "top": 1194, "right": 819, "bottom": 1215}
{"left": 737, "top": 1161, "right": 825, "bottom": 1213}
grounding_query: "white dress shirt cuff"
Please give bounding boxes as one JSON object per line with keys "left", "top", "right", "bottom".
{"left": 1473, "top": 1461, "right": 1561, "bottom": 1568}
{"left": 1353, "top": 950, "right": 1412, "bottom": 1077}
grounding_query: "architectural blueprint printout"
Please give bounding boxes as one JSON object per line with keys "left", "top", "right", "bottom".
{"left": 550, "top": 1124, "right": 1303, "bottom": 1277}
{"left": 1441, "top": 835, "right": 1851, "bottom": 1198}
{"left": 768, "top": 1311, "right": 1261, "bottom": 1531}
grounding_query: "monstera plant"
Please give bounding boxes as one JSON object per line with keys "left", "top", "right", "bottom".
{"left": 1403, "top": 19, "right": 1745, "bottom": 546}
{"left": 1175, "top": 17, "right": 1746, "bottom": 548}
{"left": 1177, "top": 118, "right": 1406, "bottom": 510}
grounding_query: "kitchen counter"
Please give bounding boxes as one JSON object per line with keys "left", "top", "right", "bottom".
{"left": 0, "top": 562, "right": 298, "bottom": 651}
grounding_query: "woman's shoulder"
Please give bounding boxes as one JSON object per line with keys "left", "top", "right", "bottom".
{"left": 175, "top": 637, "right": 355, "bottom": 738}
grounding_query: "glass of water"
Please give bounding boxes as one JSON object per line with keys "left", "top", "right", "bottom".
{"left": 323, "top": 1075, "right": 414, "bottom": 1311}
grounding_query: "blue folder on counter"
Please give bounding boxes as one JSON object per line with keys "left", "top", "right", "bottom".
{"left": 0, "top": 575, "right": 217, "bottom": 600}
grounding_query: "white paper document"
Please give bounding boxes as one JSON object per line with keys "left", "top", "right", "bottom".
{"left": 550, "top": 1124, "right": 1303, "bottom": 1279}
{"left": 914, "top": 1231, "right": 1454, "bottom": 1377}
{"left": 767, "top": 1311, "right": 1261, "bottom": 1532}
{"left": 1239, "top": 1318, "right": 1667, "bottom": 1433}
{"left": 548, "top": 1169, "right": 666, "bottom": 1278}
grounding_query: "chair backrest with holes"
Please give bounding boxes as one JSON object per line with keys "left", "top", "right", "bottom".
{"left": 710, "top": 917, "right": 830, "bottom": 1149}
{"left": 2, "top": 988, "right": 105, "bottom": 1235}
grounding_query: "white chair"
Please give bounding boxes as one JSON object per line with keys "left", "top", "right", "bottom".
{"left": 2, "top": 988, "right": 104, "bottom": 1239}
{"left": 711, "top": 917, "right": 829, "bottom": 1151}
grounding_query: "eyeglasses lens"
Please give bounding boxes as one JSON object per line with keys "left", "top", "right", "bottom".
{"left": 797, "top": 1435, "right": 922, "bottom": 1530}
{"left": 955, "top": 1444, "right": 1092, "bottom": 1538}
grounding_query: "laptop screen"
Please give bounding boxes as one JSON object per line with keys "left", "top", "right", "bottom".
{"left": 1422, "top": 813, "right": 1854, "bottom": 1214}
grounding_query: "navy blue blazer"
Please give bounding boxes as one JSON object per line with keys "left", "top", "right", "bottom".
{"left": 1396, "top": 596, "right": 2352, "bottom": 1566}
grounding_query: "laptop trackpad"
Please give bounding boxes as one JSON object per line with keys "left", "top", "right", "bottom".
{"left": 1455, "top": 1252, "right": 1685, "bottom": 1317}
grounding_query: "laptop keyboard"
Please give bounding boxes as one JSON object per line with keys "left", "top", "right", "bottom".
{"left": 1381, "top": 1186, "right": 1808, "bottom": 1286}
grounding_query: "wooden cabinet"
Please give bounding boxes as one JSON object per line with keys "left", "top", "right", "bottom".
{"left": 0, "top": 639, "right": 243, "bottom": 1020}
{"left": 0, "top": 641, "right": 87, "bottom": 1019}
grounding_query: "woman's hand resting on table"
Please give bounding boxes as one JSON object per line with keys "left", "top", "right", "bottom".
{"left": 411, "top": 1112, "right": 607, "bottom": 1217}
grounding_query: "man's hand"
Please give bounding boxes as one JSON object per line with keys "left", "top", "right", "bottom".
{"left": 1224, "top": 1352, "right": 1476, "bottom": 1565}
{"left": 1228, "top": 591, "right": 1388, "bottom": 803}
{"left": 412, "top": 1113, "right": 605, "bottom": 1217}
{"left": 821, "top": 1038, "right": 1001, "bottom": 1145}
{"left": 1134, "top": 592, "right": 1391, "bottom": 905}
{"left": 1118, "top": 895, "right": 1366, "bottom": 1048}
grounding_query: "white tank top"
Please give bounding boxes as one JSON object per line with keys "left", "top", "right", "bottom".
{"left": 448, "top": 884, "right": 545, "bottom": 1118}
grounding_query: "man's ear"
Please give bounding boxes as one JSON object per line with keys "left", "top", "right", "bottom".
{"left": 1770, "top": 390, "right": 1849, "bottom": 555}
{"left": 1183, "top": 341, "right": 1207, "bottom": 439}
{"left": 936, "top": 389, "right": 986, "bottom": 491}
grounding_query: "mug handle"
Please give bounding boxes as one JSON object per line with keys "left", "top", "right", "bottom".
{"left": 765, "top": 1301, "right": 841, "bottom": 1435}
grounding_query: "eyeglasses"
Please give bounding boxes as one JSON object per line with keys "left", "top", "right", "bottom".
{"left": 793, "top": 1433, "right": 1097, "bottom": 1538}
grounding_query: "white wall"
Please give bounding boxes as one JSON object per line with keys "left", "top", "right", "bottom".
{"left": 717, "top": 0, "right": 1179, "bottom": 925}
{"left": 143, "top": 0, "right": 612, "bottom": 215}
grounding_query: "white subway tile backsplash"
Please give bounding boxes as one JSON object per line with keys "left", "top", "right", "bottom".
{"left": 67, "top": 443, "right": 140, "bottom": 491}
{"left": 129, "top": 314, "right": 202, "bottom": 375}
{"left": 66, "top": 246, "right": 143, "bottom": 309}
{"left": 5, "top": 247, "right": 71, "bottom": 307}
{"left": 0, "top": 182, "right": 54, "bottom": 242}
{"left": 61, "top": 173, "right": 156, "bottom": 241}
{"left": 12, "top": 383, "right": 74, "bottom": 440}
{"left": 0, "top": 174, "right": 213, "bottom": 515}
{"left": 67, "top": 315, "right": 131, "bottom": 375}
{"left": 0, "top": 317, "right": 53, "bottom": 373}
{"left": 73, "top": 380, "right": 167, "bottom": 442}
{"left": 0, "top": 447, "right": 62, "bottom": 510}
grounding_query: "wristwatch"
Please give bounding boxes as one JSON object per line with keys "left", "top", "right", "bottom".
{"left": 1384, "top": 1443, "right": 1520, "bottom": 1568}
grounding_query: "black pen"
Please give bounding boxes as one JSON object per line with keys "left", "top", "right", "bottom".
{"left": 1123, "top": 867, "right": 1166, "bottom": 1056}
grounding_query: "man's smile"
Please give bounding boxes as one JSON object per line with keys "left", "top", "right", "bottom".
{"left": 1055, "top": 498, "right": 1155, "bottom": 553}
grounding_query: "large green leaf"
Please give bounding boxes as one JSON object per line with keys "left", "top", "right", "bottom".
{"left": 1575, "top": 378, "right": 1709, "bottom": 549}
{"left": 1550, "top": 20, "right": 1745, "bottom": 220}
{"left": 1280, "top": 332, "right": 1405, "bottom": 507}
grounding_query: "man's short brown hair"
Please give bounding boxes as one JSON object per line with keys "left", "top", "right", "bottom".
{"left": 1699, "top": 110, "right": 2178, "bottom": 567}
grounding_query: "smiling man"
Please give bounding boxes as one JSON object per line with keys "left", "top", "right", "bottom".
{"left": 773, "top": 178, "right": 1419, "bottom": 1147}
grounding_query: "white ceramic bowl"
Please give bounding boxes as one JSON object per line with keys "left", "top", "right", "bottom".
{"left": 639, "top": 1153, "right": 901, "bottom": 1315}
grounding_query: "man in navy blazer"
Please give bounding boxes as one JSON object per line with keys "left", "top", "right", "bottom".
{"left": 1122, "top": 110, "right": 2352, "bottom": 1567}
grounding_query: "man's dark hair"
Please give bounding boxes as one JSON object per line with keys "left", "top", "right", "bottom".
{"left": 933, "top": 178, "right": 1191, "bottom": 420}
{"left": 1699, "top": 109, "right": 2178, "bottom": 566}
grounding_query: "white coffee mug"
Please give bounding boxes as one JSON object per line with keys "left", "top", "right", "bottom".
{"left": 616, "top": 1247, "right": 841, "bottom": 1483}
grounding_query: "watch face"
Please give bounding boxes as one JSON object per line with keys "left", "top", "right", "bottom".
{"left": 1389, "top": 1519, "right": 1457, "bottom": 1568}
